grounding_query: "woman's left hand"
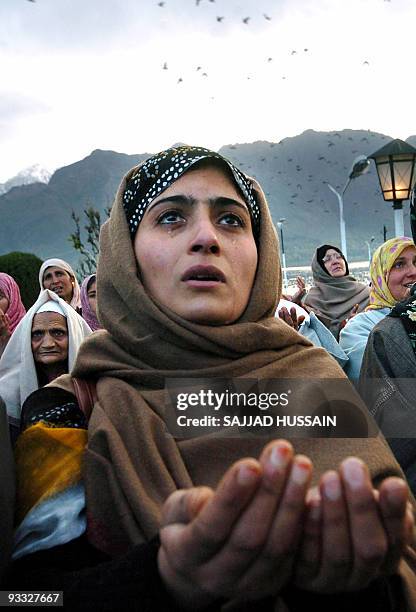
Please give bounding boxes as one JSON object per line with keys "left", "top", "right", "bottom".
{"left": 278, "top": 306, "right": 305, "bottom": 331}
{"left": 293, "top": 457, "right": 414, "bottom": 593}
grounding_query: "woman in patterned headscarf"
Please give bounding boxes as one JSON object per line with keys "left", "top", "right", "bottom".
{"left": 0, "top": 273, "right": 26, "bottom": 357}
{"left": 340, "top": 236, "right": 416, "bottom": 379}
{"left": 360, "top": 191, "right": 416, "bottom": 494}
{"left": 6, "top": 146, "right": 416, "bottom": 610}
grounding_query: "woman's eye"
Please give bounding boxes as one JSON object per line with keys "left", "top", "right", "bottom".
{"left": 219, "top": 213, "right": 244, "bottom": 227}
{"left": 52, "top": 330, "right": 66, "bottom": 338}
{"left": 157, "top": 210, "right": 185, "bottom": 224}
{"left": 393, "top": 261, "right": 403, "bottom": 268}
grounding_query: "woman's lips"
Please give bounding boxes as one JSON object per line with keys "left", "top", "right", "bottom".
{"left": 184, "top": 279, "right": 224, "bottom": 289}
{"left": 181, "top": 265, "right": 226, "bottom": 287}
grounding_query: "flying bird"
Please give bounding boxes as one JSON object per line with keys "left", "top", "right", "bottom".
{"left": 363, "top": 60, "right": 370, "bottom": 65}
{"left": 177, "top": 78, "right": 183, "bottom": 84}
{"left": 290, "top": 50, "right": 297, "bottom": 55}
{"left": 216, "top": 16, "right": 224, "bottom": 21}
{"left": 162, "top": 62, "right": 168, "bottom": 70}
{"left": 263, "top": 13, "right": 271, "bottom": 20}
{"left": 202, "top": 72, "right": 208, "bottom": 77}
{"left": 304, "top": 48, "right": 308, "bottom": 52}
{"left": 242, "top": 17, "right": 250, "bottom": 24}
{"left": 267, "top": 57, "right": 273, "bottom": 62}
{"left": 196, "top": 66, "right": 201, "bottom": 71}
{"left": 157, "top": 1, "right": 165, "bottom": 6}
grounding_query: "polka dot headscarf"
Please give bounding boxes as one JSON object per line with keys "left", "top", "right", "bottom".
{"left": 122, "top": 145, "right": 260, "bottom": 241}
{"left": 366, "top": 236, "right": 415, "bottom": 310}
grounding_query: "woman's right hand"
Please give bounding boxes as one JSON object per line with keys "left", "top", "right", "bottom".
{"left": 158, "top": 440, "right": 312, "bottom": 609}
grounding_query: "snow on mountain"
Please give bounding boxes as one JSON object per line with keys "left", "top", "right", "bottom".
{"left": 0, "top": 164, "right": 52, "bottom": 196}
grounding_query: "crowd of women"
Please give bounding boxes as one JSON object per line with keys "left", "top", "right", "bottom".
{"left": 1, "top": 144, "right": 416, "bottom": 610}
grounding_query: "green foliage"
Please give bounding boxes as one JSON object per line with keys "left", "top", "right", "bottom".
{"left": 68, "top": 204, "right": 111, "bottom": 279}
{"left": 0, "top": 251, "right": 43, "bottom": 309}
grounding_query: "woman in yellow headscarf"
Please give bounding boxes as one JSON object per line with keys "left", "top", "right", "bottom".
{"left": 340, "top": 236, "right": 416, "bottom": 379}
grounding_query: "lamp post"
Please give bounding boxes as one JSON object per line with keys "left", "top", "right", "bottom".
{"left": 327, "top": 155, "right": 371, "bottom": 260}
{"left": 276, "top": 218, "right": 288, "bottom": 291}
{"left": 369, "top": 139, "right": 416, "bottom": 237}
{"left": 365, "top": 236, "right": 375, "bottom": 262}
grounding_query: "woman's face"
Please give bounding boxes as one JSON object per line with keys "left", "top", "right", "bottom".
{"left": 31, "top": 312, "right": 69, "bottom": 366}
{"left": 387, "top": 245, "right": 416, "bottom": 302}
{"left": 134, "top": 164, "right": 258, "bottom": 325}
{"left": 42, "top": 266, "right": 74, "bottom": 304}
{"left": 87, "top": 280, "right": 97, "bottom": 316}
{"left": 322, "top": 248, "right": 346, "bottom": 277}
{"left": 0, "top": 289, "right": 9, "bottom": 314}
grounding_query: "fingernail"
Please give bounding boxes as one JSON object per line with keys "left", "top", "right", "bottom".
{"left": 291, "top": 459, "right": 311, "bottom": 485}
{"left": 238, "top": 464, "right": 259, "bottom": 486}
{"left": 269, "top": 443, "right": 291, "bottom": 470}
{"left": 323, "top": 472, "right": 341, "bottom": 501}
{"left": 343, "top": 458, "right": 365, "bottom": 489}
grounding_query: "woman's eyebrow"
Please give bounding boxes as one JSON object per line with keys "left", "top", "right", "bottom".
{"left": 147, "top": 194, "right": 248, "bottom": 212}
{"left": 211, "top": 196, "right": 249, "bottom": 212}
{"left": 147, "top": 195, "right": 192, "bottom": 211}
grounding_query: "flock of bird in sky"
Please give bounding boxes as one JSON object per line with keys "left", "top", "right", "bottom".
{"left": 23, "top": 0, "right": 386, "bottom": 74}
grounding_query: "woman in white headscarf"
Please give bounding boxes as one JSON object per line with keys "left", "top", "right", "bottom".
{"left": 39, "top": 259, "right": 81, "bottom": 311}
{"left": 0, "top": 289, "right": 91, "bottom": 427}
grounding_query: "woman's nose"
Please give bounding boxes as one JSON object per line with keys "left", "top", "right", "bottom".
{"left": 189, "top": 218, "right": 220, "bottom": 254}
{"left": 40, "top": 332, "right": 55, "bottom": 348}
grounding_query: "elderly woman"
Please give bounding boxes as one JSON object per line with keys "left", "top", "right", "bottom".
{"left": 0, "top": 273, "right": 26, "bottom": 357}
{"left": 80, "top": 274, "right": 101, "bottom": 331}
{"left": 0, "top": 289, "right": 91, "bottom": 430}
{"left": 303, "top": 244, "right": 369, "bottom": 339}
{"left": 6, "top": 147, "right": 416, "bottom": 610}
{"left": 340, "top": 237, "right": 416, "bottom": 380}
{"left": 39, "top": 258, "right": 81, "bottom": 311}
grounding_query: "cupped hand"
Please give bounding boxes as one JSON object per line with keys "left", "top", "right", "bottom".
{"left": 158, "top": 440, "right": 312, "bottom": 609}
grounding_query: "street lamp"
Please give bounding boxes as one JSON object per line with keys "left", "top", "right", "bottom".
{"left": 276, "top": 218, "right": 288, "bottom": 291}
{"left": 327, "top": 155, "right": 371, "bottom": 260}
{"left": 369, "top": 139, "right": 416, "bottom": 237}
{"left": 365, "top": 236, "right": 375, "bottom": 262}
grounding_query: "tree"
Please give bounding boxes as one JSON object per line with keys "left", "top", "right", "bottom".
{"left": 68, "top": 204, "right": 110, "bottom": 279}
{"left": 0, "top": 252, "right": 43, "bottom": 309}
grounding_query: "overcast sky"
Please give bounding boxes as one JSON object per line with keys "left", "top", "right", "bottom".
{"left": 0, "top": 0, "right": 415, "bottom": 182}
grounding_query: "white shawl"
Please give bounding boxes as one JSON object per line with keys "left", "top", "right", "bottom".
{"left": 0, "top": 289, "right": 92, "bottom": 421}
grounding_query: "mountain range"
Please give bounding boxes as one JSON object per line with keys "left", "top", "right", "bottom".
{"left": 0, "top": 129, "right": 415, "bottom": 270}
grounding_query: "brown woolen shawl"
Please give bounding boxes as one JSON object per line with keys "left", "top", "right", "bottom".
{"left": 303, "top": 249, "right": 370, "bottom": 338}
{"left": 50, "top": 163, "right": 416, "bottom": 604}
